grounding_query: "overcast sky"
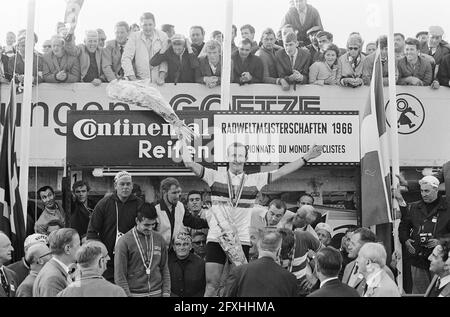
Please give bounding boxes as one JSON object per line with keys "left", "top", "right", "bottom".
{"left": 2, "top": 0, "right": 450, "bottom": 50}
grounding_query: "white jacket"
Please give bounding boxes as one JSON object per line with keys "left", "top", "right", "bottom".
{"left": 155, "top": 201, "right": 186, "bottom": 247}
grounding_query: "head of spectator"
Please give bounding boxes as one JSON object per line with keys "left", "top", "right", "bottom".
{"left": 38, "top": 185, "right": 57, "bottom": 210}
{"left": 173, "top": 232, "right": 192, "bottom": 260}
{"left": 84, "top": 30, "right": 99, "bottom": 53}
{"left": 405, "top": 38, "right": 421, "bottom": 63}
{"left": 394, "top": 33, "right": 405, "bottom": 54}
{"left": 72, "top": 180, "right": 90, "bottom": 205}
{"left": 24, "top": 233, "right": 49, "bottom": 253}
{"left": 298, "top": 193, "right": 314, "bottom": 208}
{"left": 283, "top": 32, "right": 299, "bottom": 57}
{"left": 187, "top": 190, "right": 203, "bottom": 215}
{"left": 56, "top": 22, "right": 68, "bottom": 38}
{"left": 135, "top": 202, "right": 158, "bottom": 236}
{"left": 160, "top": 177, "right": 182, "bottom": 207}
{"left": 347, "top": 227, "right": 377, "bottom": 259}
{"left": 306, "top": 26, "right": 322, "bottom": 47}
{"left": 96, "top": 28, "right": 107, "bottom": 48}
{"left": 48, "top": 228, "right": 80, "bottom": 266}
{"left": 130, "top": 23, "right": 140, "bottom": 32}
{"left": 278, "top": 228, "right": 295, "bottom": 267}
{"left": 114, "top": 22, "right": 129, "bottom": 46}
{"left": 261, "top": 28, "right": 277, "bottom": 51}
{"left": 25, "top": 243, "right": 52, "bottom": 274}
{"left": 376, "top": 35, "right": 388, "bottom": 59}
{"left": 281, "top": 24, "right": 297, "bottom": 41}
{"left": 191, "top": 232, "right": 207, "bottom": 259}
{"left": 293, "top": 0, "right": 307, "bottom": 11}
{"left": 365, "top": 42, "right": 377, "bottom": 55}
{"left": 140, "top": 12, "right": 156, "bottom": 38}
{"left": 323, "top": 43, "right": 340, "bottom": 66}
{"left": 257, "top": 228, "right": 283, "bottom": 262}
{"left": 292, "top": 204, "right": 316, "bottom": 229}
{"left": 428, "top": 26, "right": 445, "bottom": 49}
{"left": 42, "top": 40, "right": 52, "bottom": 54}
{"left": 211, "top": 30, "right": 223, "bottom": 43}
{"left": 315, "top": 223, "right": 333, "bottom": 246}
{"left": 356, "top": 242, "right": 387, "bottom": 279}
{"left": 190, "top": 26, "right": 205, "bottom": 46}
{"left": 76, "top": 240, "right": 110, "bottom": 276}
{"left": 15, "top": 30, "right": 37, "bottom": 57}
{"left": 204, "top": 40, "right": 221, "bottom": 65}
{"left": 170, "top": 34, "right": 187, "bottom": 56}
{"left": 50, "top": 35, "right": 66, "bottom": 58}
{"left": 6, "top": 31, "right": 16, "bottom": 46}
{"left": 419, "top": 175, "right": 440, "bottom": 204}
{"left": 341, "top": 227, "right": 357, "bottom": 254}
{"left": 315, "top": 246, "right": 342, "bottom": 281}
{"left": 0, "top": 231, "right": 14, "bottom": 266}
{"left": 114, "top": 171, "right": 133, "bottom": 202}
{"left": 227, "top": 142, "right": 248, "bottom": 174}
{"left": 428, "top": 238, "right": 450, "bottom": 279}
{"left": 347, "top": 34, "right": 363, "bottom": 59}
{"left": 266, "top": 199, "right": 287, "bottom": 226}
{"left": 316, "top": 31, "right": 334, "bottom": 52}
{"left": 45, "top": 219, "right": 64, "bottom": 235}
{"left": 416, "top": 31, "right": 429, "bottom": 45}
{"left": 161, "top": 24, "right": 175, "bottom": 39}
{"left": 232, "top": 24, "right": 237, "bottom": 40}
{"left": 240, "top": 24, "right": 256, "bottom": 42}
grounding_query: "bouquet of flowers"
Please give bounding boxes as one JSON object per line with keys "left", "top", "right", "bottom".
{"left": 211, "top": 204, "right": 248, "bottom": 267}
{"left": 106, "top": 79, "right": 197, "bottom": 141}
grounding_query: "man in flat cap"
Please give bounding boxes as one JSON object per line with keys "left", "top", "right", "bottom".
{"left": 87, "top": 171, "right": 144, "bottom": 283}
{"left": 399, "top": 175, "right": 450, "bottom": 294}
{"left": 305, "top": 25, "right": 322, "bottom": 60}
{"left": 427, "top": 26, "right": 450, "bottom": 87}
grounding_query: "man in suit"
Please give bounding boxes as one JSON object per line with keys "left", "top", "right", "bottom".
{"left": 275, "top": 32, "right": 311, "bottom": 91}
{"left": 308, "top": 247, "right": 359, "bottom": 297}
{"left": 102, "top": 21, "right": 130, "bottom": 82}
{"left": 425, "top": 237, "right": 450, "bottom": 297}
{"left": 0, "top": 232, "right": 18, "bottom": 297}
{"left": 196, "top": 40, "right": 222, "bottom": 88}
{"left": 231, "top": 38, "right": 264, "bottom": 85}
{"left": 357, "top": 243, "right": 401, "bottom": 297}
{"left": 42, "top": 35, "right": 80, "bottom": 83}
{"left": 224, "top": 228, "right": 298, "bottom": 297}
{"left": 33, "top": 228, "right": 80, "bottom": 297}
{"left": 342, "top": 227, "right": 395, "bottom": 295}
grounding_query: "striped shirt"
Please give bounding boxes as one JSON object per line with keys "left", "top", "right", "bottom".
{"left": 201, "top": 167, "right": 272, "bottom": 245}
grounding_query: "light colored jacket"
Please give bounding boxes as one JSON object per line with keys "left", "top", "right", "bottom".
{"left": 121, "top": 30, "right": 168, "bottom": 82}
{"left": 33, "top": 258, "right": 70, "bottom": 297}
{"left": 102, "top": 39, "right": 126, "bottom": 82}
{"left": 363, "top": 269, "right": 401, "bottom": 297}
{"left": 155, "top": 201, "right": 186, "bottom": 247}
{"left": 65, "top": 40, "right": 105, "bottom": 81}
{"left": 309, "top": 61, "right": 339, "bottom": 85}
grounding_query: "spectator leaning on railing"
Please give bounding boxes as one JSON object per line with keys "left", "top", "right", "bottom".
{"left": 337, "top": 34, "right": 365, "bottom": 88}
{"left": 309, "top": 43, "right": 340, "bottom": 86}
{"left": 397, "top": 38, "right": 433, "bottom": 86}
{"left": 231, "top": 38, "right": 264, "bottom": 85}
{"left": 362, "top": 35, "right": 398, "bottom": 86}
{"left": 195, "top": 39, "right": 222, "bottom": 88}
{"left": 102, "top": 21, "right": 130, "bottom": 82}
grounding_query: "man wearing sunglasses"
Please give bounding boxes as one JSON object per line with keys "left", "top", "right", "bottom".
{"left": 191, "top": 232, "right": 207, "bottom": 260}
{"left": 16, "top": 243, "right": 52, "bottom": 297}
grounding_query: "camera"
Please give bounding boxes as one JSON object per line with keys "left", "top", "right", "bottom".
{"left": 419, "top": 232, "right": 433, "bottom": 246}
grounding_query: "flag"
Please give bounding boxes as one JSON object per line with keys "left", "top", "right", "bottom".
{"left": 360, "top": 49, "right": 392, "bottom": 227}
{"left": 64, "top": 0, "right": 84, "bottom": 29}
{"left": 0, "top": 82, "right": 26, "bottom": 261}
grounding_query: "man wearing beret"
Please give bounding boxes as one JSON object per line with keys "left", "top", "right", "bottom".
{"left": 399, "top": 175, "right": 450, "bottom": 294}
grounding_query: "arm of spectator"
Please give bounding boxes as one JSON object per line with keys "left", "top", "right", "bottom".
{"left": 66, "top": 57, "right": 81, "bottom": 83}
{"left": 308, "top": 62, "right": 319, "bottom": 84}
{"left": 250, "top": 58, "right": 264, "bottom": 83}
{"left": 422, "top": 61, "right": 433, "bottom": 86}
{"left": 188, "top": 52, "right": 200, "bottom": 69}
{"left": 102, "top": 46, "right": 117, "bottom": 82}
{"left": 158, "top": 34, "right": 169, "bottom": 76}
{"left": 114, "top": 239, "right": 132, "bottom": 297}
{"left": 257, "top": 53, "right": 278, "bottom": 84}
{"left": 361, "top": 58, "right": 373, "bottom": 86}
{"left": 42, "top": 61, "right": 59, "bottom": 83}
{"left": 437, "top": 58, "right": 450, "bottom": 87}
{"left": 182, "top": 211, "right": 209, "bottom": 229}
{"left": 86, "top": 200, "right": 104, "bottom": 240}
{"left": 160, "top": 241, "right": 171, "bottom": 297}
{"left": 150, "top": 50, "right": 167, "bottom": 67}
{"left": 178, "top": 134, "right": 204, "bottom": 177}
{"left": 64, "top": 38, "right": 81, "bottom": 57}
{"left": 398, "top": 205, "right": 412, "bottom": 244}
{"left": 195, "top": 66, "right": 205, "bottom": 84}
{"left": 121, "top": 35, "right": 137, "bottom": 79}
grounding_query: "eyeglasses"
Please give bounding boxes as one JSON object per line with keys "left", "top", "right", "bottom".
{"left": 38, "top": 251, "right": 53, "bottom": 260}
{"left": 43, "top": 45, "right": 51, "bottom": 48}
{"left": 348, "top": 47, "right": 360, "bottom": 51}
{"left": 192, "top": 240, "right": 206, "bottom": 245}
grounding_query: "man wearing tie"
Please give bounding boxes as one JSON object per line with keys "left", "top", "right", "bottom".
{"left": 102, "top": 21, "right": 130, "bottom": 82}
{"left": 425, "top": 238, "right": 450, "bottom": 297}
{"left": 0, "top": 232, "right": 18, "bottom": 297}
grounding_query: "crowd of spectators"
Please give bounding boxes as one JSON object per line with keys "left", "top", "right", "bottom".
{"left": 1, "top": 0, "right": 450, "bottom": 89}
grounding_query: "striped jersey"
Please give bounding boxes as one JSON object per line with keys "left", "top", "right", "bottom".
{"left": 200, "top": 167, "right": 272, "bottom": 245}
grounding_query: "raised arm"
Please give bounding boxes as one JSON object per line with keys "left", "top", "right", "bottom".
{"left": 271, "top": 144, "right": 323, "bottom": 183}
{"left": 178, "top": 135, "right": 204, "bottom": 177}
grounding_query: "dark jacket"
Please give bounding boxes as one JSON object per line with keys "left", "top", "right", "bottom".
{"left": 42, "top": 51, "right": 81, "bottom": 83}
{"left": 275, "top": 47, "right": 311, "bottom": 85}
{"left": 70, "top": 198, "right": 95, "bottom": 238}
{"left": 195, "top": 56, "right": 221, "bottom": 84}
{"left": 191, "top": 42, "right": 205, "bottom": 57}
{"left": 397, "top": 56, "right": 433, "bottom": 86}
{"left": 225, "top": 256, "right": 298, "bottom": 297}
{"left": 7, "top": 52, "right": 44, "bottom": 83}
{"left": 437, "top": 54, "right": 450, "bottom": 87}
{"left": 231, "top": 50, "right": 264, "bottom": 84}
{"left": 87, "top": 193, "right": 144, "bottom": 281}
{"left": 6, "top": 258, "right": 29, "bottom": 286}
{"left": 279, "top": 5, "right": 323, "bottom": 46}
{"left": 428, "top": 41, "right": 450, "bottom": 67}
{"left": 0, "top": 266, "right": 18, "bottom": 297}
{"left": 168, "top": 252, "right": 205, "bottom": 297}
{"left": 307, "top": 278, "right": 360, "bottom": 297}
{"left": 255, "top": 46, "right": 281, "bottom": 84}
{"left": 399, "top": 195, "right": 450, "bottom": 269}
{"left": 150, "top": 48, "right": 199, "bottom": 84}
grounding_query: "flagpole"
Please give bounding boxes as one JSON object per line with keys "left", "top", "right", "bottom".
{"left": 386, "top": 0, "right": 403, "bottom": 293}
{"left": 220, "top": 0, "right": 233, "bottom": 111}
{"left": 19, "top": 0, "right": 36, "bottom": 231}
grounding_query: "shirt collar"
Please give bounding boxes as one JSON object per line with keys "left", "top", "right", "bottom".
{"left": 297, "top": 6, "right": 307, "bottom": 14}
{"left": 52, "top": 257, "right": 70, "bottom": 274}
{"left": 439, "top": 275, "right": 450, "bottom": 289}
{"left": 365, "top": 268, "right": 383, "bottom": 288}
{"left": 320, "top": 277, "right": 338, "bottom": 288}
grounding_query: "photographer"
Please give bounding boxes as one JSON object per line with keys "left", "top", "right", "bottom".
{"left": 399, "top": 175, "right": 450, "bottom": 294}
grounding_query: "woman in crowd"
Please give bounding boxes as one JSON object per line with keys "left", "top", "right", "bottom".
{"left": 308, "top": 43, "right": 340, "bottom": 85}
